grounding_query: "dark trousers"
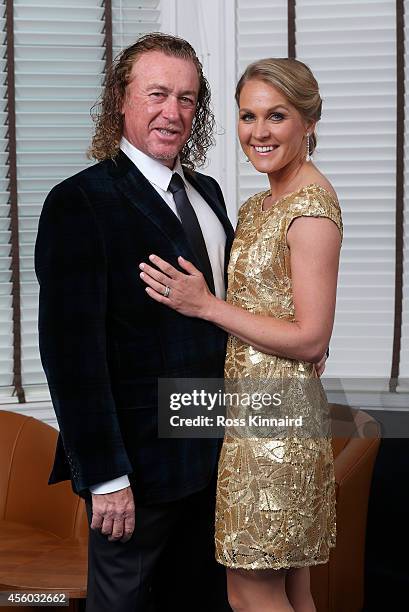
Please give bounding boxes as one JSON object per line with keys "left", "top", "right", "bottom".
{"left": 85, "top": 476, "right": 230, "bottom": 612}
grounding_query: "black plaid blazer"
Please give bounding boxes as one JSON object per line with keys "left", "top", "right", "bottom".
{"left": 35, "top": 150, "right": 235, "bottom": 503}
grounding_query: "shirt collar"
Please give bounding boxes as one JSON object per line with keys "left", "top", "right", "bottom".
{"left": 120, "top": 137, "right": 188, "bottom": 192}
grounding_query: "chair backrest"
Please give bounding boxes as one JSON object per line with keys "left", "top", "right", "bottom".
{"left": 0, "top": 410, "right": 87, "bottom": 540}
{"left": 330, "top": 403, "right": 381, "bottom": 458}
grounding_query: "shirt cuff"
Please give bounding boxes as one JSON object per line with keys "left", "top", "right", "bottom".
{"left": 89, "top": 475, "right": 130, "bottom": 495}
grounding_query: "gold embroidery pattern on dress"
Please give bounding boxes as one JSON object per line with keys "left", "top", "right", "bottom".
{"left": 215, "top": 184, "right": 342, "bottom": 570}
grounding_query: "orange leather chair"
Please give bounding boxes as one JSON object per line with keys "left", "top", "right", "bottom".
{"left": 0, "top": 410, "right": 88, "bottom": 612}
{"left": 0, "top": 405, "right": 380, "bottom": 612}
{"left": 310, "top": 404, "right": 381, "bottom": 612}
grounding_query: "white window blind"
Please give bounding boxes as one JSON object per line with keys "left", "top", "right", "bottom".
{"left": 0, "top": 0, "right": 14, "bottom": 403}
{"left": 112, "top": 0, "right": 161, "bottom": 56}
{"left": 401, "top": 0, "right": 409, "bottom": 390}
{"left": 15, "top": 0, "right": 106, "bottom": 403}
{"left": 237, "top": 0, "right": 288, "bottom": 204}
{"left": 0, "top": 1, "right": 163, "bottom": 411}
{"left": 296, "top": 0, "right": 397, "bottom": 388}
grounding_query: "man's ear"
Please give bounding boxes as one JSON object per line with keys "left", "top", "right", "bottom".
{"left": 121, "top": 88, "right": 129, "bottom": 114}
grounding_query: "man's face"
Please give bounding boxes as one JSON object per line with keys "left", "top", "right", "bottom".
{"left": 121, "top": 51, "right": 200, "bottom": 168}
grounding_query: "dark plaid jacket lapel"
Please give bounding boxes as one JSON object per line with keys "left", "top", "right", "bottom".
{"left": 112, "top": 151, "right": 235, "bottom": 280}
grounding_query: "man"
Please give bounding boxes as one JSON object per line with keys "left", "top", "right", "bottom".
{"left": 35, "top": 33, "right": 234, "bottom": 612}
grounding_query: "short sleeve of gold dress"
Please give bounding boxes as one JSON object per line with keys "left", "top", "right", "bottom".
{"left": 215, "top": 184, "right": 343, "bottom": 570}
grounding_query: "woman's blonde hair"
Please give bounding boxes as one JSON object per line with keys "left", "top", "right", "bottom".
{"left": 235, "top": 58, "right": 322, "bottom": 153}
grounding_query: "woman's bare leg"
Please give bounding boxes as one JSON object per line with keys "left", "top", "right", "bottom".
{"left": 226, "top": 567, "right": 295, "bottom": 612}
{"left": 285, "top": 567, "right": 316, "bottom": 612}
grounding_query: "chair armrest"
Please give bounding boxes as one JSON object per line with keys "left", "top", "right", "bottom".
{"left": 329, "top": 433, "right": 380, "bottom": 612}
{"left": 335, "top": 436, "right": 380, "bottom": 485}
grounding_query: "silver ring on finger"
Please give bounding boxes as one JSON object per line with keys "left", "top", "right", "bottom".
{"left": 163, "top": 285, "right": 171, "bottom": 298}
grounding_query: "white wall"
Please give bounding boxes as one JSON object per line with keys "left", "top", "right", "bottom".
{"left": 174, "top": 0, "right": 238, "bottom": 222}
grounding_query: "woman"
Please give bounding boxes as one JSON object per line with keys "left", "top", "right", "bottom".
{"left": 139, "top": 58, "right": 342, "bottom": 612}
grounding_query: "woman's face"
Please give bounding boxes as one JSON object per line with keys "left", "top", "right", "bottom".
{"left": 238, "top": 79, "right": 312, "bottom": 176}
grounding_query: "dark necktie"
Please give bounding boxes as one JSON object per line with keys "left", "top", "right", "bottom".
{"left": 168, "top": 173, "right": 215, "bottom": 294}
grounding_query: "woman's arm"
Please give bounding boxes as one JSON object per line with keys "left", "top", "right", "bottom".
{"left": 140, "top": 216, "right": 341, "bottom": 362}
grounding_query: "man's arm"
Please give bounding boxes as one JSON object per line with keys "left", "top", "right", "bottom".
{"left": 35, "top": 180, "right": 133, "bottom": 492}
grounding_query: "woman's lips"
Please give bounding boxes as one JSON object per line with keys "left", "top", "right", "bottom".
{"left": 252, "top": 145, "right": 279, "bottom": 155}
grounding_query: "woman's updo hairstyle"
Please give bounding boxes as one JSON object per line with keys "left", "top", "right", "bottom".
{"left": 235, "top": 58, "right": 322, "bottom": 154}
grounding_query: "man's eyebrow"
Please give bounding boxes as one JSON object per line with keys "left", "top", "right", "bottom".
{"left": 146, "top": 84, "right": 170, "bottom": 92}
{"left": 179, "top": 90, "right": 198, "bottom": 97}
{"left": 146, "top": 84, "right": 197, "bottom": 97}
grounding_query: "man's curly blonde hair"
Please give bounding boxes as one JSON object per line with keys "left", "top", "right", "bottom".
{"left": 88, "top": 32, "right": 215, "bottom": 169}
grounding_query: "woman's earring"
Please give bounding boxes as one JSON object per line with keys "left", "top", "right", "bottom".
{"left": 306, "top": 133, "right": 311, "bottom": 162}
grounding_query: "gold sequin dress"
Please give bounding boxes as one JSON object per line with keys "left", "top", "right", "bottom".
{"left": 215, "top": 184, "right": 343, "bottom": 570}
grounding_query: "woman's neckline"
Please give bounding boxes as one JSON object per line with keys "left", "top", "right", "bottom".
{"left": 260, "top": 183, "right": 338, "bottom": 213}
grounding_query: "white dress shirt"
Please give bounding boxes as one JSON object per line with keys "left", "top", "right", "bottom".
{"left": 90, "top": 139, "right": 226, "bottom": 495}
